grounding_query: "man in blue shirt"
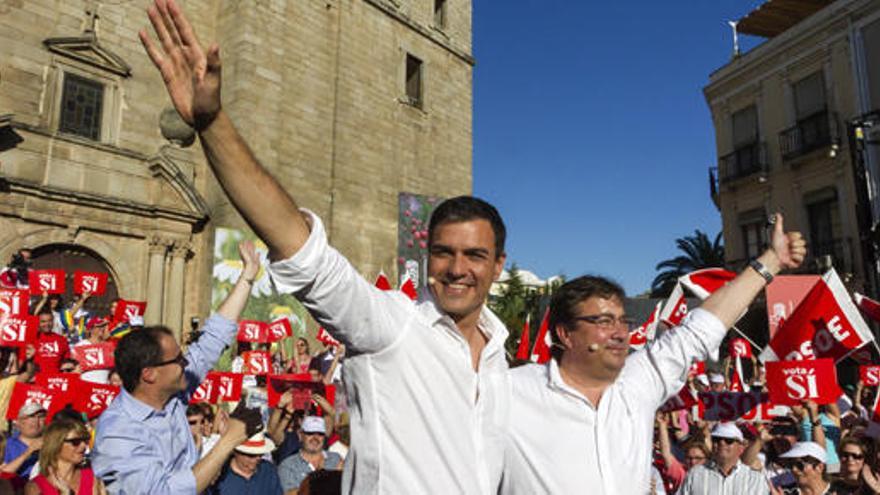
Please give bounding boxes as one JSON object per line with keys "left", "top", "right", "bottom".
{"left": 92, "top": 242, "right": 264, "bottom": 494}
{"left": 2, "top": 402, "right": 45, "bottom": 482}
{"left": 208, "top": 432, "right": 283, "bottom": 494}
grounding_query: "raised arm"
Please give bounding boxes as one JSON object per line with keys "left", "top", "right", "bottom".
{"left": 139, "top": 0, "right": 309, "bottom": 260}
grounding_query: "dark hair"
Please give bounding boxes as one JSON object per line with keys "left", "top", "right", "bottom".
{"left": 115, "top": 326, "right": 175, "bottom": 393}
{"left": 428, "top": 196, "right": 506, "bottom": 257}
{"left": 36, "top": 308, "right": 54, "bottom": 318}
{"left": 548, "top": 275, "right": 626, "bottom": 359}
{"left": 186, "top": 404, "right": 204, "bottom": 418}
{"left": 299, "top": 469, "right": 342, "bottom": 495}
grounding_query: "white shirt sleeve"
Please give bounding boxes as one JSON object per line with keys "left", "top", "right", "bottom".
{"left": 267, "top": 210, "right": 412, "bottom": 354}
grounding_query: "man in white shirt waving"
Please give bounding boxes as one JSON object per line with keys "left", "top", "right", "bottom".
{"left": 140, "top": 1, "right": 509, "bottom": 493}
{"left": 501, "top": 215, "right": 805, "bottom": 494}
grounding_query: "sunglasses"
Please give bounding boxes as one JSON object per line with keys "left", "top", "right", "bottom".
{"left": 840, "top": 452, "right": 865, "bottom": 461}
{"left": 152, "top": 352, "right": 188, "bottom": 368}
{"left": 712, "top": 437, "right": 738, "bottom": 445}
{"left": 787, "top": 460, "right": 819, "bottom": 471}
{"left": 64, "top": 437, "right": 90, "bottom": 447}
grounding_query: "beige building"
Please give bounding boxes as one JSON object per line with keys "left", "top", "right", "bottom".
{"left": 0, "top": 0, "right": 473, "bottom": 338}
{"left": 705, "top": 0, "right": 880, "bottom": 293}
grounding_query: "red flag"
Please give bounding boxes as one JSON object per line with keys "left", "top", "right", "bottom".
{"left": 659, "top": 283, "right": 688, "bottom": 327}
{"left": 70, "top": 342, "right": 116, "bottom": 371}
{"left": 729, "top": 364, "right": 748, "bottom": 393}
{"left": 767, "top": 276, "right": 821, "bottom": 338}
{"left": 688, "top": 360, "right": 706, "bottom": 379}
{"left": 855, "top": 292, "right": 880, "bottom": 324}
{"left": 316, "top": 327, "right": 341, "bottom": 347}
{"left": 375, "top": 272, "right": 392, "bottom": 291}
{"left": 73, "top": 271, "right": 108, "bottom": 295}
{"left": 765, "top": 358, "right": 842, "bottom": 406}
{"left": 531, "top": 308, "right": 551, "bottom": 364}
{"left": 861, "top": 365, "right": 880, "bottom": 386}
{"left": 242, "top": 350, "right": 272, "bottom": 375}
{"left": 400, "top": 277, "right": 418, "bottom": 301}
{"left": 680, "top": 268, "right": 737, "bottom": 299}
{"left": 0, "top": 289, "right": 29, "bottom": 316}
{"left": 74, "top": 382, "right": 120, "bottom": 419}
{"left": 515, "top": 315, "right": 531, "bottom": 360}
{"left": 237, "top": 320, "right": 269, "bottom": 343}
{"left": 6, "top": 383, "right": 63, "bottom": 420}
{"left": 113, "top": 300, "right": 147, "bottom": 323}
{"left": 630, "top": 302, "right": 662, "bottom": 351}
{"left": 729, "top": 338, "right": 753, "bottom": 359}
{"left": 760, "top": 269, "right": 873, "bottom": 363}
{"left": 267, "top": 319, "right": 292, "bottom": 343}
{"left": 0, "top": 315, "right": 37, "bottom": 347}
{"left": 28, "top": 270, "right": 65, "bottom": 295}
{"left": 660, "top": 386, "right": 698, "bottom": 412}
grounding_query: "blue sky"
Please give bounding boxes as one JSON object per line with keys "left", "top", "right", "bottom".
{"left": 472, "top": 2, "right": 765, "bottom": 295}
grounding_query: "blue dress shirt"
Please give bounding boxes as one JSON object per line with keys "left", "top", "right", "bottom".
{"left": 91, "top": 314, "right": 237, "bottom": 494}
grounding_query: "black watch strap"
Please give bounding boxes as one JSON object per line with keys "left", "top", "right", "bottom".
{"left": 749, "top": 259, "right": 774, "bottom": 284}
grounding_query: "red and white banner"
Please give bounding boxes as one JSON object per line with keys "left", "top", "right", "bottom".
{"left": 630, "top": 302, "right": 662, "bottom": 351}
{"left": 0, "top": 289, "right": 29, "bottom": 316}
{"left": 697, "top": 390, "right": 786, "bottom": 422}
{"left": 680, "top": 268, "right": 737, "bottom": 300}
{"left": 242, "top": 350, "right": 272, "bottom": 375}
{"left": 531, "top": 308, "right": 551, "bottom": 364}
{"left": 515, "top": 314, "right": 531, "bottom": 361}
{"left": 267, "top": 319, "right": 292, "bottom": 343}
{"left": 71, "top": 342, "right": 116, "bottom": 371}
{"left": 729, "top": 338, "right": 753, "bottom": 359}
{"left": 0, "top": 315, "right": 37, "bottom": 347}
{"left": 73, "top": 271, "right": 108, "bottom": 295}
{"left": 855, "top": 293, "right": 880, "bottom": 324}
{"left": 374, "top": 272, "right": 392, "bottom": 291}
{"left": 192, "top": 372, "right": 245, "bottom": 404}
{"left": 861, "top": 366, "right": 880, "bottom": 387}
{"left": 767, "top": 276, "right": 821, "bottom": 339}
{"left": 316, "top": 327, "right": 341, "bottom": 347}
{"left": 113, "top": 300, "right": 147, "bottom": 323}
{"left": 267, "top": 373, "right": 334, "bottom": 410}
{"left": 28, "top": 270, "right": 65, "bottom": 295}
{"left": 760, "top": 269, "right": 873, "bottom": 363}
{"left": 400, "top": 277, "right": 418, "bottom": 301}
{"left": 237, "top": 320, "right": 269, "bottom": 343}
{"left": 6, "top": 383, "right": 63, "bottom": 420}
{"left": 688, "top": 360, "right": 706, "bottom": 379}
{"left": 765, "top": 358, "right": 842, "bottom": 406}
{"left": 659, "top": 283, "right": 688, "bottom": 327}
{"left": 36, "top": 373, "right": 80, "bottom": 394}
{"left": 190, "top": 374, "right": 216, "bottom": 404}
{"left": 74, "top": 382, "right": 120, "bottom": 419}
{"left": 660, "top": 386, "right": 698, "bottom": 412}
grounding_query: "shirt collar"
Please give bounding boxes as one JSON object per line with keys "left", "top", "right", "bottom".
{"left": 117, "top": 389, "right": 169, "bottom": 421}
{"left": 416, "top": 287, "right": 509, "bottom": 345}
{"left": 546, "top": 358, "right": 591, "bottom": 404}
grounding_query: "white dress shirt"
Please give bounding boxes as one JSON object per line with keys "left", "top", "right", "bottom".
{"left": 500, "top": 309, "right": 725, "bottom": 494}
{"left": 678, "top": 461, "right": 770, "bottom": 495}
{"left": 268, "top": 210, "right": 509, "bottom": 494}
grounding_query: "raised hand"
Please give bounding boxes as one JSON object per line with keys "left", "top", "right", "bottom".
{"left": 139, "top": 0, "right": 221, "bottom": 130}
{"left": 769, "top": 213, "right": 807, "bottom": 271}
{"left": 238, "top": 240, "right": 260, "bottom": 282}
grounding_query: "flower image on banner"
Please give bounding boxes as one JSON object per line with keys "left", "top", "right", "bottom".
{"left": 397, "top": 193, "right": 444, "bottom": 289}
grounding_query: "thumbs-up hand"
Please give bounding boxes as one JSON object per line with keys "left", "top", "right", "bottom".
{"left": 769, "top": 213, "right": 807, "bottom": 270}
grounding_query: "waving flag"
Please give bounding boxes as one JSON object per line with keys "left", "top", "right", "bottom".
{"left": 659, "top": 283, "right": 688, "bottom": 327}
{"left": 855, "top": 293, "right": 880, "bottom": 324}
{"left": 531, "top": 308, "right": 551, "bottom": 364}
{"left": 400, "top": 277, "right": 418, "bottom": 301}
{"left": 680, "top": 268, "right": 737, "bottom": 299}
{"left": 630, "top": 302, "right": 661, "bottom": 351}
{"left": 515, "top": 314, "right": 531, "bottom": 360}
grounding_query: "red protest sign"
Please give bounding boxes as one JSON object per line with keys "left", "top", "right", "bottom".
{"left": 74, "top": 382, "right": 120, "bottom": 419}
{"left": 6, "top": 383, "right": 63, "bottom": 420}
{"left": 36, "top": 373, "right": 80, "bottom": 394}
{"left": 28, "top": 270, "right": 65, "bottom": 295}
{"left": 316, "top": 327, "right": 341, "bottom": 347}
{"left": 765, "top": 359, "right": 842, "bottom": 406}
{"left": 237, "top": 321, "right": 269, "bottom": 343}
{"left": 73, "top": 271, "right": 108, "bottom": 296}
{"left": 862, "top": 366, "right": 880, "bottom": 387}
{"left": 729, "top": 338, "right": 753, "bottom": 359}
{"left": 191, "top": 374, "right": 217, "bottom": 404}
{"left": 767, "top": 275, "right": 821, "bottom": 339}
{"left": 0, "top": 315, "right": 37, "bottom": 347}
{"left": 0, "top": 289, "right": 29, "bottom": 316}
{"left": 760, "top": 269, "right": 873, "bottom": 363}
{"left": 71, "top": 342, "right": 116, "bottom": 371}
{"left": 267, "top": 373, "right": 327, "bottom": 409}
{"left": 242, "top": 350, "right": 272, "bottom": 375}
{"left": 214, "top": 372, "right": 243, "bottom": 402}
{"left": 113, "top": 300, "right": 147, "bottom": 323}
{"left": 267, "top": 319, "right": 292, "bottom": 343}
{"left": 697, "top": 390, "right": 782, "bottom": 422}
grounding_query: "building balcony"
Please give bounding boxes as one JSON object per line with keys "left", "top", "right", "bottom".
{"left": 718, "top": 141, "right": 768, "bottom": 185}
{"left": 779, "top": 109, "right": 838, "bottom": 161}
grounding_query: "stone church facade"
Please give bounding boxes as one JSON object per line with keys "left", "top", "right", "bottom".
{"left": 0, "top": 0, "right": 473, "bottom": 339}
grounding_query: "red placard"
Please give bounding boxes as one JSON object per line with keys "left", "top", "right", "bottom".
{"left": 36, "top": 373, "right": 80, "bottom": 394}
{"left": 237, "top": 321, "right": 269, "bottom": 343}
{"left": 765, "top": 359, "right": 842, "bottom": 406}
{"left": 0, "top": 315, "right": 37, "bottom": 347}
{"left": 73, "top": 271, "right": 108, "bottom": 296}
{"left": 113, "top": 300, "right": 147, "bottom": 323}
{"left": 28, "top": 270, "right": 65, "bottom": 295}
{"left": 267, "top": 319, "right": 292, "bottom": 343}
{"left": 729, "top": 338, "right": 753, "bottom": 359}
{"left": 316, "top": 327, "right": 341, "bottom": 347}
{"left": 862, "top": 366, "right": 880, "bottom": 387}
{"left": 6, "top": 382, "right": 63, "bottom": 420}
{"left": 0, "top": 289, "right": 29, "bottom": 316}
{"left": 214, "top": 372, "right": 243, "bottom": 402}
{"left": 71, "top": 342, "right": 116, "bottom": 371}
{"left": 767, "top": 275, "right": 821, "bottom": 338}
{"left": 267, "top": 373, "right": 329, "bottom": 409}
{"left": 191, "top": 374, "right": 217, "bottom": 404}
{"left": 74, "top": 382, "right": 120, "bottom": 419}
{"left": 242, "top": 350, "right": 272, "bottom": 375}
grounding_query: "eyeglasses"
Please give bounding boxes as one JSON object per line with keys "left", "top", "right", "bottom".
{"left": 571, "top": 314, "right": 637, "bottom": 331}
{"left": 787, "top": 459, "right": 819, "bottom": 471}
{"left": 63, "top": 437, "right": 90, "bottom": 447}
{"left": 712, "top": 437, "right": 739, "bottom": 446}
{"left": 151, "top": 352, "right": 188, "bottom": 368}
{"left": 840, "top": 452, "right": 865, "bottom": 461}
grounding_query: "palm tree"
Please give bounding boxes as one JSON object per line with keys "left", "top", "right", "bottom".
{"left": 650, "top": 230, "right": 725, "bottom": 297}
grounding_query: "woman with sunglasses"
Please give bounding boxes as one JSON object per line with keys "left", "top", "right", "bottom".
{"left": 24, "top": 419, "right": 105, "bottom": 495}
{"left": 827, "top": 436, "right": 872, "bottom": 494}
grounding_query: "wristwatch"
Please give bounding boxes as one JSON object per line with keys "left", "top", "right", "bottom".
{"left": 748, "top": 259, "right": 774, "bottom": 284}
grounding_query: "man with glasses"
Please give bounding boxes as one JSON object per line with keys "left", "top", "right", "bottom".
{"left": 501, "top": 215, "right": 805, "bottom": 494}
{"left": 779, "top": 442, "right": 830, "bottom": 494}
{"left": 92, "top": 242, "right": 265, "bottom": 494}
{"left": 278, "top": 416, "right": 343, "bottom": 493}
{"left": 678, "top": 422, "right": 769, "bottom": 494}
{"left": 1, "top": 403, "right": 46, "bottom": 482}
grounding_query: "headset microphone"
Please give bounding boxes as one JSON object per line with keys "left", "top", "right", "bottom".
{"left": 588, "top": 343, "right": 601, "bottom": 352}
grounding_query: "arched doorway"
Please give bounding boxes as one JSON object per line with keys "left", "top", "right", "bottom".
{"left": 30, "top": 244, "right": 119, "bottom": 317}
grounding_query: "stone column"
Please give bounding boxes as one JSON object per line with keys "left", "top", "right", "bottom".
{"left": 144, "top": 237, "right": 167, "bottom": 325}
{"left": 164, "top": 241, "right": 190, "bottom": 339}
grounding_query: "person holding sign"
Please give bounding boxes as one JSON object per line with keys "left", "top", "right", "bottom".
{"left": 140, "top": 2, "right": 510, "bottom": 492}
{"left": 501, "top": 214, "right": 805, "bottom": 494}
{"left": 34, "top": 309, "right": 69, "bottom": 374}
{"left": 91, "top": 242, "right": 264, "bottom": 495}
{"left": 678, "top": 423, "right": 769, "bottom": 494}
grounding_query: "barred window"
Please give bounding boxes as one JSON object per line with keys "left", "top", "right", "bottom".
{"left": 405, "top": 54, "right": 423, "bottom": 108}
{"left": 59, "top": 73, "right": 104, "bottom": 140}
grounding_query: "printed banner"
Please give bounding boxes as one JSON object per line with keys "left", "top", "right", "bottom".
{"left": 729, "top": 338, "right": 753, "bottom": 359}
{"left": 862, "top": 366, "right": 880, "bottom": 387}
{"left": 688, "top": 360, "right": 706, "bottom": 379}
{"left": 680, "top": 268, "right": 737, "bottom": 299}
{"left": 191, "top": 374, "right": 216, "bottom": 404}
{"left": 36, "top": 373, "right": 80, "bottom": 394}
{"left": 765, "top": 359, "right": 841, "bottom": 406}
{"left": 660, "top": 283, "right": 688, "bottom": 327}
{"left": 267, "top": 373, "right": 334, "bottom": 410}
{"left": 660, "top": 386, "right": 698, "bottom": 412}
{"left": 316, "top": 327, "right": 341, "bottom": 347}
{"left": 0, "top": 315, "right": 37, "bottom": 347}
{"left": 697, "top": 390, "right": 786, "bottom": 422}
{"left": 267, "top": 319, "right": 292, "bottom": 343}
{"left": 630, "top": 302, "right": 662, "bottom": 351}
{"left": 237, "top": 321, "right": 269, "bottom": 343}
{"left": 767, "top": 276, "right": 821, "bottom": 338}
{"left": 71, "top": 342, "right": 116, "bottom": 371}
{"left": 28, "top": 270, "right": 65, "bottom": 295}
{"left": 0, "top": 289, "right": 29, "bottom": 316}
{"left": 242, "top": 350, "right": 272, "bottom": 375}
{"left": 74, "top": 382, "right": 120, "bottom": 418}
{"left": 6, "top": 383, "right": 62, "bottom": 420}
{"left": 113, "top": 300, "right": 147, "bottom": 323}
{"left": 73, "top": 271, "right": 108, "bottom": 296}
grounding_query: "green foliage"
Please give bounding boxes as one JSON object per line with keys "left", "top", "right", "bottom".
{"left": 650, "top": 230, "right": 725, "bottom": 297}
